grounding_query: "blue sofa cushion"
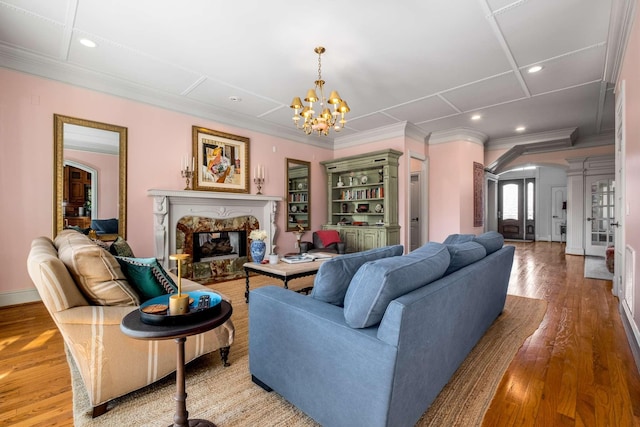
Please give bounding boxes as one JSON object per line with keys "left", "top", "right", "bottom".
{"left": 343, "top": 242, "right": 450, "bottom": 328}
{"left": 311, "top": 245, "right": 404, "bottom": 306}
{"left": 472, "top": 231, "right": 504, "bottom": 254}
{"left": 443, "top": 233, "right": 475, "bottom": 244}
{"left": 445, "top": 241, "right": 486, "bottom": 275}
{"left": 91, "top": 218, "right": 118, "bottom": 234}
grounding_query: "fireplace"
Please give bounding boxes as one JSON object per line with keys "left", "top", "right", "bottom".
{"left": 177, "top": 215, "right": 256, "bottom": 283}
{"left": 193, "top": 231, "right": 247, "bottom": 262}
{"left": 148, "top": 189, "right": 281, "bottom": 284}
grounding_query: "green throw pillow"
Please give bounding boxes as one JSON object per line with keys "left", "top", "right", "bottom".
{"left": 109, "top": 236, "right": 135, "bottom": 257}
{"left": 115, "top": 257, "right": 177, "bottom": 301}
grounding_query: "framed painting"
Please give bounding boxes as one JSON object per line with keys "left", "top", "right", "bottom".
{"left": 192, "top": 126, "right": 250, "bottom": 193}
{"left": 473, "top": 161, "right": 484, "bottom": 227}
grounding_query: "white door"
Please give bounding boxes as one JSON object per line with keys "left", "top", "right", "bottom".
{"left": 614, "top": 81, "right": 626, "bottom": 297}
{"left": 551, "top": 186, "right": 567, "bottom": 242}
{"left": 585, "top": 174, "right": 615, "bottom": 257}
{"left": 409, "top": 173, "right": 421, "bottom": 252}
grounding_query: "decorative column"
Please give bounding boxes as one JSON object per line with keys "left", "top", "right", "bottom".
{"left": 152, "top": 195, "right": 169, "bottom": 267}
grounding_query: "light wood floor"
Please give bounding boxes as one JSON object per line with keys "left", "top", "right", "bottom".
{"left": 1, "top": 242, "right": 639, "bottom": 426}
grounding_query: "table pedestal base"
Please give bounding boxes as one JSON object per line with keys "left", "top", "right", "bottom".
{"left": 169, "top": 419, "right": 215, "bottom": 427}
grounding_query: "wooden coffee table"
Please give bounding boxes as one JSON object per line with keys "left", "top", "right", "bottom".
{"left": 243, "top": 254, "right": 335, "bottom": 302}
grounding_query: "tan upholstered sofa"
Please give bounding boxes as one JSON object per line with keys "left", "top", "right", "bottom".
{"left": 26, "top": 230, "right": 235, "bottom": 416}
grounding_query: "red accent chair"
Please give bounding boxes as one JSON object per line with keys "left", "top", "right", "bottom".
{"left": 299, "top": 230, "right": 346, "bottom": 254}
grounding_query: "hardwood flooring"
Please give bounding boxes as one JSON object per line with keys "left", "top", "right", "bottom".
{"left": 1, "top": 242, "right": 639, "bottom": 426}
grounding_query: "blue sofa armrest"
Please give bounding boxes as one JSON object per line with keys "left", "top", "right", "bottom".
{"left": 249, "top": 286, "right": 398, "bottom": 427}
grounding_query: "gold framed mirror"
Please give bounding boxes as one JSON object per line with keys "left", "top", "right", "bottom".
{"left": 285, "top": 158, "right": 311, "bottom": 232}
{"left": 53, "top": 114, "right": 127, "bottom": 239}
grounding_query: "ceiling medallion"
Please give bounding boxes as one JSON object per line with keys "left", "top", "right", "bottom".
{"left": 290, "top": 46, "right": 350, "bottom": 136}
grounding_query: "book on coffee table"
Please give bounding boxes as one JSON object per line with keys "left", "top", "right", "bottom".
{"left": 281, "top": 255, "right": 314, "bottom": 264}
{"left": 281, "top": 252, "right": 334, "bottom": 264}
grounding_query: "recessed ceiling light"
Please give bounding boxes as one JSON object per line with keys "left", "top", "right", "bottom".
{"left": 471, "top": 114, "right": 482, "bottom": 121}
{"left": 527, "top": 65, "right": 543, "bottom": 73}
{"left": 79, "top": 38, "right": 97, "bottom": 48}
{"left": 229, "top": 96, "right": 242, "bottom": 102}
{"left": 515, "top": 126, "right": 526, "bottom": 132}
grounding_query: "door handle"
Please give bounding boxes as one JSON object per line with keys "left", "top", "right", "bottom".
{"left": 586, "top": 217, "right": 594, "bottom": 221}
{"left": 611, "top": 222, "right": 620, "bottom": 227}
{"left": 552, "top": 215, "right": 559, "bottom": 218}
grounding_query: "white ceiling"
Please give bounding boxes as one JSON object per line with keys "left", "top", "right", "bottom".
{"left": 0, "top": 0, "right": 633, "bottom": 150}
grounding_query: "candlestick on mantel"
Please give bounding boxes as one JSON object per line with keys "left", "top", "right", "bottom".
{"left": 181, "top": 154, "right": 194, "bottom": 190}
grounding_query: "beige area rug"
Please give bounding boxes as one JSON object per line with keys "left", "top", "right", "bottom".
{"left": 73, "top": 276, "right": 547, "bottom": 427}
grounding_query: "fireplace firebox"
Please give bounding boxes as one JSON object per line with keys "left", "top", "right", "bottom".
{"left": 193, "top": 231, "right": 247, "bottom": 262}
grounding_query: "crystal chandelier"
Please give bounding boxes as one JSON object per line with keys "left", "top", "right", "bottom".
{"left": 290, "top": 46, "right": 350, "bottom": 136}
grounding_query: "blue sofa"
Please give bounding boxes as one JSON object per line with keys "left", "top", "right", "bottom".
{"left": 249, "top": 232, "right": 515, "bottom": 427}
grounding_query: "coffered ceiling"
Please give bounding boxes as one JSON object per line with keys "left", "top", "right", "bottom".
{"left": 0, "top": 0, "right": 634, "bottom": 149}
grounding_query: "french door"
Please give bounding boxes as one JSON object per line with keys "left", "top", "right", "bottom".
{"left": 498, "top": 179, "right": 535, "bottom": 240}
{"left": 585, "top": 174, "right": 615, "bottom": 257}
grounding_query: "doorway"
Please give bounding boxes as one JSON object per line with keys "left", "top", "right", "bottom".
{"left": 584, "top": 174, "right": 615, "bottom": 257}
{"left": 409, "top": 173, "right": 421, "bottom": 252}
{"left": 498, "top": 179, "right": 535, "bottom": 240}
{"left": 551, "top": 186, "right": 567, "bottom": 242}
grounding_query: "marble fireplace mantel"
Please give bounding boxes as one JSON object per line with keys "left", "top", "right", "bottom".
{"left": 147, "top": 189, "right": 281, "bottom": 270}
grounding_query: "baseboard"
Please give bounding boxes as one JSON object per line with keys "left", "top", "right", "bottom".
{"left": 565, "top": 246, "right": 585, "bottom": 256}
{"left": 620, "top": 302, "right": 640, "bottom": 374}
{"left": 0, "top": 288, "right": 41, "bottom": 307}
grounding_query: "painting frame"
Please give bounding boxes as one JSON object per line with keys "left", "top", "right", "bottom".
{"left": 192, "top": 126, "right": 250, "bottom": 193}
{"left": 473, "top": 161, "right": 484, "bottom": 227}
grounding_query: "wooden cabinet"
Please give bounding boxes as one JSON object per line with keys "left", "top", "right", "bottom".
{"left": 64, "top": 165, "right": 91, "bottom": 216}
{"left": 65, "top": 216, "right": 91, "bottom": 229}
{"left": 321, "top": 149, "right": 402, "bottom": 253}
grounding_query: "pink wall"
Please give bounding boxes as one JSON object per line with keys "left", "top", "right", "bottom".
{"left": 0, "top": 68, "right": 332, "bottom": 296}
{"left": 618, "top": 5, "right": 640, "bottom": 332}
{"left": 429, "top": 140, "right": 484, "bottom": 242}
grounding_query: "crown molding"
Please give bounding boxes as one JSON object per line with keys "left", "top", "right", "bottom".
{"left": 606, "top": 0, "right": 637, "bottom": 83}
{"left": 333, "top": 121, "right": 429, "bottom": 148}
{"left": 428, "top": 128, "right": 488, "bottom": 146}
{"left": 486, "top": 127, "right": 578, "bottom": 150}
{"left": 0, "top": 44, "right": 336, "bottom": 150}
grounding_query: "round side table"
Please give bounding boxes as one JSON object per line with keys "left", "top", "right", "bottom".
{"left": 120, "top": 300, "right": 232, "bottom": 427}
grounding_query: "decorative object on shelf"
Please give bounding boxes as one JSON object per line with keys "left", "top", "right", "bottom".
{"left": 290, "top": 46, "right": 350, "bottom": 136}
{"left": 168, "top": 253, "right": 191, "bottom": 315}
{"left": 349, "top": 172, "right": 354, "bottom": 186}
{"left": 356, "top": 203, "right": 369, "bottom": 213}
{"left": 192, "top": 126, "right": 250, "bottom": 193}
{"left": 360, "top": 175, "right": 368, "bottom": 185}
{"left": 375, "top": 203, "right": 384, "bottom": 213}
{"left": 290, "top": 205, "right": 298, "bottom": 212}
{"left": 181, "top": 155, "right": 195, "bottom": 190}
{"left": 249, "top": 229, "right": 268, "bottom": 263}
{"left": 378, "top": 168, "right": 384, "bottom": 183}
{"left": 254, "top": 164, "right": 265, "bottom": 194}
{"left": 337, "top": 176, "right": 344, "bottom": 187}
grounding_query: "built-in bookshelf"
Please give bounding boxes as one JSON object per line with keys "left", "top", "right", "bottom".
{"left": 286, "top": 162, "right": 310, "bottom": 230}
{"left": 320, "top": 149, "right": 402, "bottom": 252}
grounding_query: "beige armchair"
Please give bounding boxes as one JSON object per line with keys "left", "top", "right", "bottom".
{"left": 27, "top": 232, "right": 234, "bottom": 417}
